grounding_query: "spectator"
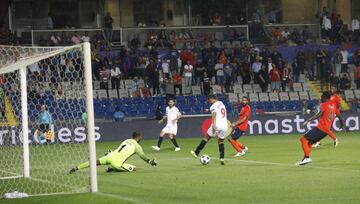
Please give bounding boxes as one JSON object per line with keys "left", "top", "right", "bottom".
{"left": 212, "top": 13, "right": 221, "bottom": 25}
{"left": 104, "top": 12, "right": 114, "bottom": 42}
{"left": 273, "top": 27, "right": 282, "bottom": 42}
{"left": 339, "top": 73, "right": 351, "bottom": 90}
{"left": 50, "top": 32, "right": 61, "bottom": 45}
{"left": 183, "top": 62, "right": 193, "bottom": 94}
{"left": 81, "top": 111, "right": 88, "bottom": 125}
{"left": 155, "top": 104, "right": 163, "bottom": 120}
{"left": 322, "top": 15, "right": 332, "bottom": 39}
{"left": 268, "top": 8, "right": 278, "bottom": 24}
{"left": 241, "top": 58, "right": 251, "bottom": 84}
{"left": 267, "top": 57, "right": 274, "bottom": 73}
{"left": 131, "top": 77, "right": 139, "bottom": 97}
{"left": 340, "top": 46, "right": 349, "bottom": 73}
{"left": 172, "top": 70, "right": 183, "bottom": 96}
{"left": 110, "top": 65, "right": 121, "bottom": 90}
{"left": 194, "top": 61, "right": 206, "bottom": 85}
{"left": 352, "top": 16, "right": 360, "bottom": 42}
{"left": 47, "top": 13, "right": 54, "bottom": 29}
{"left": 224, "top": 64, "right": 233, "bottom": 93}
{"left": 81, "top": 31, "right": 91, "bottom": 42}
{"left": 71, "top": 32, "right": 82, "bottom": 44}
{"left": 202, "top": 71, "right": 211, "bottom": 96}
{"left": 161, "top": 59, "right": 170, "bottom": 79}
{"left": 258, "top": 65, "right": 269, "bottom": 92}
{"left": 281, "top": 27, "right": 291, "bottom": 43}
{"left": 215, "top": 60, "right": 225, "bottom": 92}
{"left": 269, "top": 64, "right": 281, "bottom": 93}
{"left": 302, "top": 25, "right": 313, "bottom": 43}
{"left": 113, "top": 107, "right": 125, "bottom": 122}
{"left": 251, "top": 58, "right": 262, "bottom": 84}
{"left": 355, "top": 65, "right": 360, "bottom": 89}
{"left": 353, "top": 49, "right": 360, "bottom": 66}
{"left": 333, "top": 48, "right": 343, "bottom": 77}
{"left": 292, "top": 59, "right": 300, "bottom": 83}
{"left": 281, "top": 62, "right": 290, "bottom": 91}
{"left": 316, "top": 47, "right": 326, "bottom": 80}
{"left": 147, "top": 59, "right": 160, "bottom": 96}
{"left": 329, "top": 71, "right": 340, "bottom": 89}
{"left": 36, "top": 105, "right": 53, "bottom": 142}
{"left": 99, "top": 65, "right": 109, "bottom": 91}
{"left": 164, "top": 78, "right": 175, "bottom": 101}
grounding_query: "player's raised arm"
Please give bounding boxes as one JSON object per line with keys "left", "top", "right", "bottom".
{"left": 134, "top": 139, "right": 157, "bottom": 166}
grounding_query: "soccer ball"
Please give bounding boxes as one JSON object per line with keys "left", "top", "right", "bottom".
{"left": 200, "top": 155, "right": 210, "bottom": 165}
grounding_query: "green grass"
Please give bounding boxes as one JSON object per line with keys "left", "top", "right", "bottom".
{"left": 2, "top": 132, "right": 360, "bottom": 204}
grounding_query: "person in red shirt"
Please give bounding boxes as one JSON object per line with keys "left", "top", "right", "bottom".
{"left": 313, "top": 86, "right": 342, "bottom": 148}
{"left": 296, "top": 91, "right": 345, "bottom": 166}
{"left": 228, "top": 96, "right": 251, "bottom": 157}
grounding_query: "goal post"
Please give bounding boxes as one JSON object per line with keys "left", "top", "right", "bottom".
{"left": 0, "top": 42, "right": 97, "bottom": 196}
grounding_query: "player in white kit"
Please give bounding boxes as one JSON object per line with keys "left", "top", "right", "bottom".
{"left": 191, "top": 94, "right": 229, "bottom": 165}
{"left": 152, "top": 99, "right": 182, "bottom": 151}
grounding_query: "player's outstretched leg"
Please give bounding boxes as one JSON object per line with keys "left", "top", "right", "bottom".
{"left": 152, "top": 132, "right": 165, "bottom": 151}
{"left": 169, "top": 134, "right": 181, "bottom": 151}
{"left": 218, "top": 138, "right": 225, "bottom": 165}
{"left": 296, "top": 136, "right": 312, "bottom": 166}
{"left": 191, "top": 136, "right": 210, "bottom": 158}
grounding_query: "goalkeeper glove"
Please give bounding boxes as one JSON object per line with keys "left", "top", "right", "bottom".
{"left": 148, "top": 158, "right": 157, "bottom": 167}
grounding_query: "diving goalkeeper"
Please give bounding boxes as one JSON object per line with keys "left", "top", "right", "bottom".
{"left": 69, "top": 131, "right": 157, "bottom": 173}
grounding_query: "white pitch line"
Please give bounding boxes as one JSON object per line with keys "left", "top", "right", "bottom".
{"left": 96, "top": 192, "right": 151, "bottom": 204}
{"left": 157, "top": 156, "right": 360, "bottom": 173}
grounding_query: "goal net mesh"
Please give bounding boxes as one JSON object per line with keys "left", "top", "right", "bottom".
{"left": 0, "top": 44, "right": 92, "bottom": 196}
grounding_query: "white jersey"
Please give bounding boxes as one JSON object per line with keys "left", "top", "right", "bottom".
{"left": 166, "top": 106, "right": 181, "bottom": 125}
{"left": 210, "top": 101, "right": 228, "bottom": 131}
{"left": 162, "top": 106, "right": 181, "bottom": 135}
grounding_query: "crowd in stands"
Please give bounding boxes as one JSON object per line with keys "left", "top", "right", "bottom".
{"left": 0, "top": 23, "right": 18, "bottom": 46}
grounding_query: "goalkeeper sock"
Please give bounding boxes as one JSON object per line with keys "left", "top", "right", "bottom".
{"left": 170, "top": 138, "right": 179, "bottom": 148}
{"left": 219, "top": 143, "right": 225, "bottom": 159}
{"left": 77, "top": 161, "right": 90, "bottom": 170}
{"left": 195, "top": 140, "right": 207, "bottom": 155}
{"left": 157, "top": 137, "right": 163, "bottom": 147}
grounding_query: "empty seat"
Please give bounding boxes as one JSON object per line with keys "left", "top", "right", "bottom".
{"left": 212, "top": 85, "right": 222, "bottom": 94}
{"left": 243, "top": 84, "right": 253, "bottom": 93}
{"left": 124, "top": 80, "right": 133, "bottom": 89}
{"left": 269, "top": 92, "right": 279, "bottom": 101}
{"left": 119, "top": 89, "right": 128, "bottom": 98}
{"left": 293, "top": 83, "right": 303, "bottom": 92}
{"left": 237, "top": 93, "right": 248, "bottom": 101}
{"left": 344, "top": 90, "right": 355, "bottom": 101}
{"left": 299, "top": 91, "right": 309, "bottom": 100}
{"left": 354, "top": 89, "right": 360, "bottom": 98}
{"left": 233, "top": 84, "right": 242, "bottom": 93}
{"left": 249, "top": 93, "right": 259, "bottom": 102}
{"left": 108, "top": 89, "right": 118, "bottom": 98}
{"left": 253, "top": 84, "right": 262, "bottom": 93}
{"left": 299, "top": 74, "right": 306, "bottom": 82}
{"left": 258, "top": 92, "right": 269, "bottom": 102}
{"left": 192, "top": 86, "right": 202, "bottom": 95}
{"left": 309, "top": 91, "right": 319, "bottom": 100}
{"left": 279, "top": 92, "right": 289, "bottom": 101}
{"left": 289, "top": 92, "right": 300, "bottom": 101}
{"left": 302, "top": 82, "right": 312, "bottom": 91}
{"left": 97, "top": 89, "right": 108, "bottom": 99}
{"left": 228, "top": 93, "right": 239, "bottom": 103}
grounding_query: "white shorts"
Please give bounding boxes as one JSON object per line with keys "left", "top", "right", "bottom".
{"left": 162, "top": 124, "right": 178, "bottom": 135}
{"left": 206, "top": 125, "right": 229, "bottom": 139}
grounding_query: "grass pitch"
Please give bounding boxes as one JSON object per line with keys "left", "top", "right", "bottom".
{"left": 2, "top": 132, "right": 360, "bottom": 204}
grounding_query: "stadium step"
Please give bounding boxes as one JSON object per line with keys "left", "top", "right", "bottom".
{"left": 307, "top": 80, "right": 350, "bottom": 110}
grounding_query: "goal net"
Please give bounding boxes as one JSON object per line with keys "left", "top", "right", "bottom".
{"left": 0, "top": 43, "right": 97, "bottom": 197}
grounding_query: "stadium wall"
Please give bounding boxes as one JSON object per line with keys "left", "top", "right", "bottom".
{"left": 0, "top": 113, "right": 359, "bottom": 145}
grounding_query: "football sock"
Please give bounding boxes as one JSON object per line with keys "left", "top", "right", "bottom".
{"left": 237, "top": 141, "right": 246, "bottom": 149}
{"left": 77, "top": 161, "right": 89, "bottom": 170}
{"left": 219, "top": 143, "right": 225, "bottom": 159}
{"left": 300, "top": 136, "right": 311, "bottom": 158}
{"left": 157, "top": 137, "right": 163, "bottom": 147}
{"left": 327, "top": 131, "right": 337, "bottom": 141}
{"left": 229, "top": 139, "right": 242, "bottom": 153}
{"left": 170, "top": 138, "right": 179, "bottom": 148}
{"left": 195, "top": 140, "right": 207, "bottom": 155}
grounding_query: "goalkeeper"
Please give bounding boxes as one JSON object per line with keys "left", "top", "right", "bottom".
{"left": 69, "top": 131, "right": 157, "bottom": 173}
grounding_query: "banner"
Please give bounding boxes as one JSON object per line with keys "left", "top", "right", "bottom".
{"left": 0, "top": 113, "right": 359, "bottom": 145}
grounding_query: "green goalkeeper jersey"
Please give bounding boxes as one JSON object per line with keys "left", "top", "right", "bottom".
{"left": 102, "top": 139, "right": 149, "bottom": 168}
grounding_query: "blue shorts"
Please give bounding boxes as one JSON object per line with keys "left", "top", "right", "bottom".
{"left": 304, "top": 127, "right": 327, "bottom": 144}
{"left": 231, "top": 128, "right": 245, "bottom": 140}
